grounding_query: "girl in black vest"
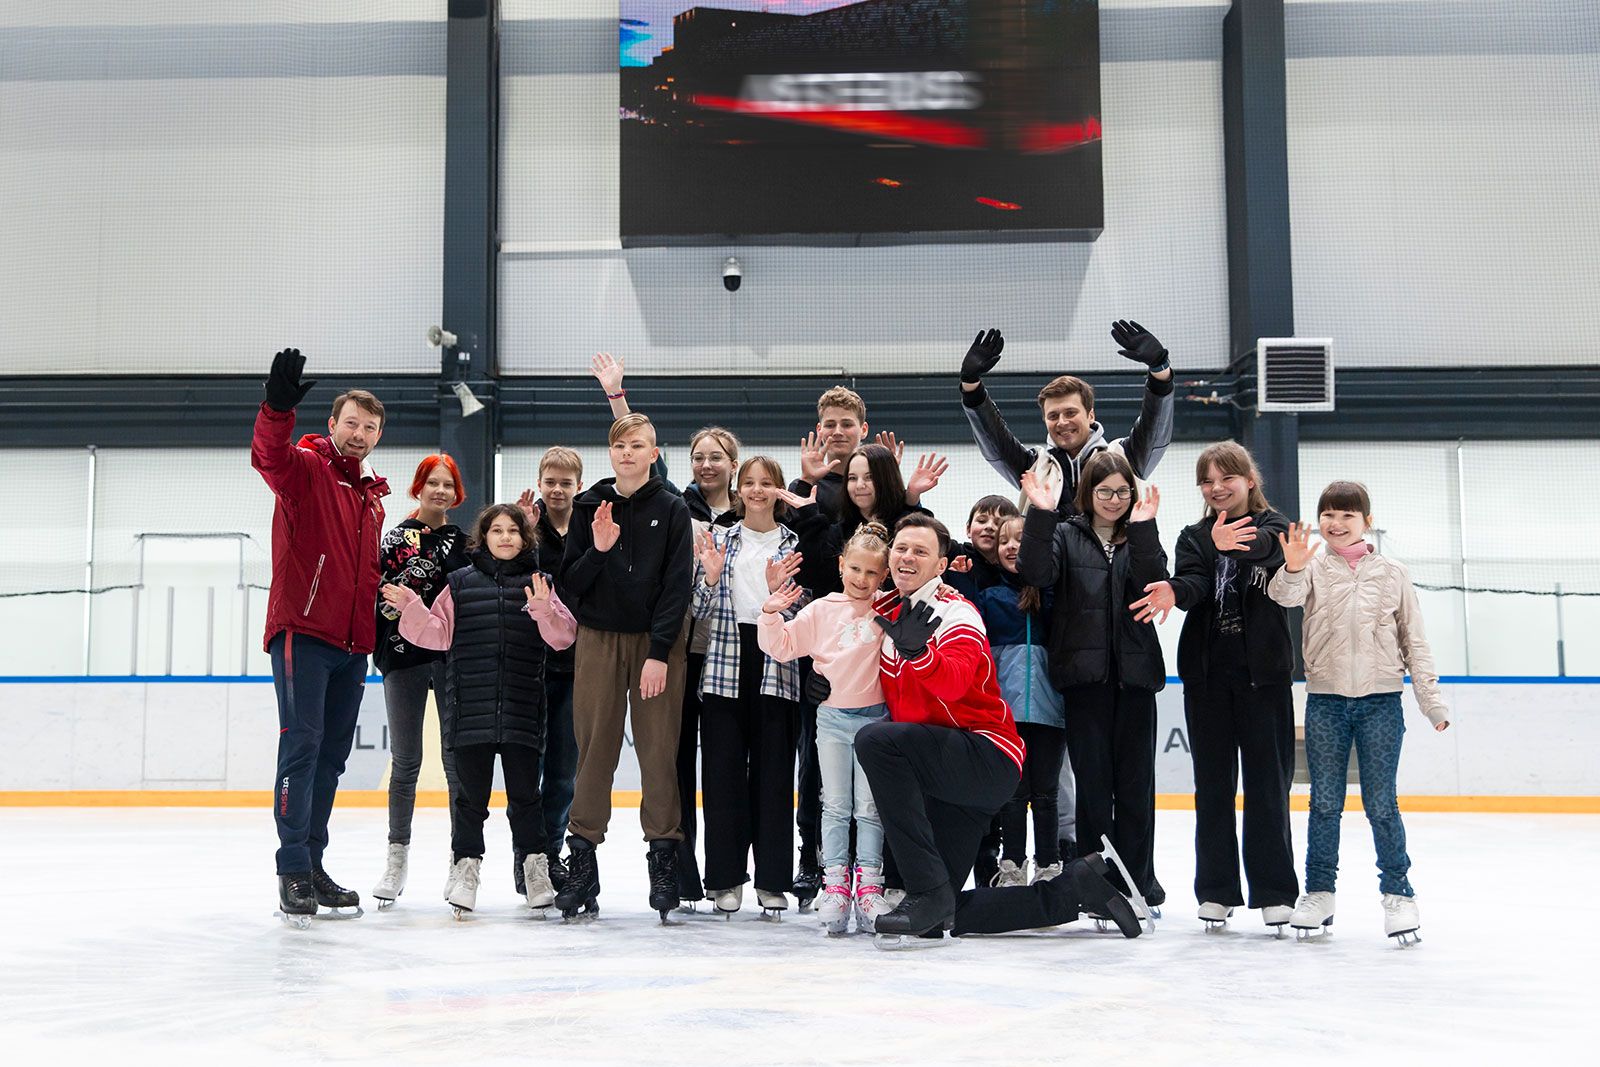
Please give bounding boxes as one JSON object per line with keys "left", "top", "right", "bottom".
{"left": 383, "top": 504, "right": 577, "bottom": 918}
{"left": 1130, "top": 441, "right": 1299, "bottom": 932}
{"left": 1018, "top": 451, "right": 1169, "bottom": 910}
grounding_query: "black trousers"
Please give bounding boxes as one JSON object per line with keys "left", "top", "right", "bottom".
{"left": 855, "top": 720, "right": 1098, "bottom": 935}
{"left": 676, "top": 648, "right": 707, "bottom": 898}
{"left": 700, "top": 625, "right": 799, "bottom": 893}
{"left": 451, "top": 741, "right": 547, "bottom": 861}
{"left": 1000, "top": 721, "right": 1068, "bottom": 867}
{"left": 1063, "top": 680, "right": 1161, "bottom": 902}
{"left": 1184, "top": 669, "right": 1299, "bottom": 908}
{"left": 795, "top": 659, "right": 824, "bottom": 860}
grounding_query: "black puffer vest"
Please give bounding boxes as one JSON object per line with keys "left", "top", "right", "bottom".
{"left": 442, "top": 546, "right": 548, "bottom": 750}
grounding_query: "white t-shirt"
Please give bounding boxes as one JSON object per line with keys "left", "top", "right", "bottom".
{"left": 732, "top": 524, "right": 784, "bottom": 624}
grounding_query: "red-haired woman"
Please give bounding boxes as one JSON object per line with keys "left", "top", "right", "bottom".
{"left": 372, "top": 454, "right": 470, "bottom": 907}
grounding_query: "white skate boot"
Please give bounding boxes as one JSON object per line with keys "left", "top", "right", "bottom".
{"left": 757, "top": 889, "right": 788, "bottom": 921}
{"left": 372, "top": 843, "right": 408, "bottom": 908}
{"left": 1382, "top": 893, "right": 1421, "bottom": 947}
{"left": 991, "top": 859, "right": 1028, "bottom": 888}
{"left": 447, "top": 857, "right": 481, "bottom": 919}
{"left": 816, "top": 866, "right": 852, "bottom": 936}
{"left": 711, "top": 884, "right": 743, "bottom": 920}
{"left": 522, "top": 852, "right": 556, "bottom": 913}
{"left": 443, "top": 854, "right": 459, "bottom": 901}
{"left": 854, "top": 865, "right": 898, "bottom": 934}
{"left": 1290, "top": 892, "right": 1335, "bottom": 940}
{"left": 1032, "top": 861, "right": 1064, "bottom": 884}
{"left": 1198, "top": 901, "right": 1235, "bottom": 930}
{"left": 1262, "top": 905, "right": 1294, "bottom": 938}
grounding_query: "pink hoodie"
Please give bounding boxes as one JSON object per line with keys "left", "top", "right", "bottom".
{"left": 397, "top": 584, "right": 577, "bottom": 652}
{"left": 756, "top": 593, "right": 885, "bottom": 709}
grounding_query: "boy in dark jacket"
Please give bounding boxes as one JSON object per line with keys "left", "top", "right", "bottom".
{"left": 557, "top": 413, "right": 694, "bottom": 921}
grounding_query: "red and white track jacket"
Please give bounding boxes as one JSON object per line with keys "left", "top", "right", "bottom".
{"left": 876, "top": 579, "right": 1026, "bottom": 774}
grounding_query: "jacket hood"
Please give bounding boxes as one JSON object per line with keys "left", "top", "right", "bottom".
{"left": 296, "top": 432, "right": 388, "bottom": 493}
{"left": 579, "top": 475, "right": 666, "bottom": 506}
{"left": 468, "top": 544, "right": 538, "bottom": 577}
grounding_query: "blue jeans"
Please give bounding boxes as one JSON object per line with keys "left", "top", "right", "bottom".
{"left": 270, "top": 632, "right": 367, "bottom": 875}
{"left": 816, "top": 703, "right": 889, "bottom": 869}
{"left": 1304, "top": 692, "right": 1414, "bottom": 897}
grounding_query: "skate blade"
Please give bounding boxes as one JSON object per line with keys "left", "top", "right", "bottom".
{"left": 451, "top": 907, "right": 473, "bottom": 921}
{"left": 759, "top": 909, "right": 785, "bottom": 922}
{"left": 1389, "top": 929, "right": 1421, "bottom": 947}
{"left": 560, "top": 899, "right": 601, "bottom": 922}
{"left": 677, "top": 901, "right": 700, "bottom": 914}
{"left": 316, "top": 906, "right": 364, "bottom": 920}
{"left": 375, "top": 897, "right": 397, "bottom": 910}
{"left": 273, "top": 909, "right": 314, "bottom": 930}
{"left": 1294, "top": 925, "right": 1333, "bottom": 942}
{"left": 1097, "top": 835, "right": 1155, "bottom": 934}
{"left": 873, "top": 932, "right": 948, "bottom": 951}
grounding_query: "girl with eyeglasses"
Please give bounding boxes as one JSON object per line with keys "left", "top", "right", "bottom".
{"left": 1017, "top": 450, "right": 1170, "bottom": 916}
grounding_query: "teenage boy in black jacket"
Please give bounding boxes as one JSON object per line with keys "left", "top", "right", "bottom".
{"left": 557, "top": 413, "right": 694, "bottom": 920}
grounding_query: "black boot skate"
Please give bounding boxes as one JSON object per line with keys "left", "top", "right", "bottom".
{"left": 1069, "top": 854, "right": 1142, "bottom": 938}
{"left": 311, "top": 866, "right": 363, "bottom": 918}
{"left": 554, "top": 835, "right": 600, "bottom": 921}
{"left": 646, "top": 840, "right": 680, "bottom": 924}
{"left": 275, "top": 872, "right": 317, "bottom": 929}
{"left": 546, "top": 850, "right": 568, "bottom": 896}
{"left": 791, "top": 847, "right": 823, "bottom": 912}
{"left": 873, "top": 882, "right": 956, "bottom": 950}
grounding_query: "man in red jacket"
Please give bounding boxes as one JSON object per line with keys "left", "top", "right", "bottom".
{"left": 252, "top": 348, "right": 390, "bottom": 922}
{"left": 854, "top": 514, "right": 1142, "bottom": 944}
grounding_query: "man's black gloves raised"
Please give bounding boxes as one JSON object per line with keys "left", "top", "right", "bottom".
{"left": 873, "top": 598, "right": 942, "bottom": 661}
{"left": 1111, "top": 320, "right": 1169, "bottom": 375}
{"left": 265, "top": 348, "right": 317, "bottom": 412}
{"left": 960, "top": 328, "right": 1005, "bottom": 384}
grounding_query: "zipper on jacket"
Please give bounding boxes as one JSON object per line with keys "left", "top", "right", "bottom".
{"left": 303, "top": 554, "right": 327, "bottom": 617}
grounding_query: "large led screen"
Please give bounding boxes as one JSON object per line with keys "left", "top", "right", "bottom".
{"left": 620, "top": 1, "right": 1103, "bottom": 245}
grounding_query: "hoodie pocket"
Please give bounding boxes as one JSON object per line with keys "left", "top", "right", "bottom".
{"left": 303, "top": 554, "right": 327, "bottom": 617}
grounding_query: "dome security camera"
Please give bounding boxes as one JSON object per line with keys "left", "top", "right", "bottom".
{"left": 722, "top": 257, "right": 742, "bottom": 293}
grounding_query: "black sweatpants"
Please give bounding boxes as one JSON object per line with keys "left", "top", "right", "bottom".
{"left": 1063, "top": 680, "right": 1161, "bottom": 902}
{"left": 676, "top": 648, "right": 707, "bottom": 899}
{"left": 700, "top": 625, "right": 800, "bottom": 894}
{"left": 1184, "top": 666, "right": 1298, "bottom": 908}
{"left": 1000, "top": 721, "right": 1068, "bottom": 867}
{"left": 451, "top": 741, "right": 547, "bottom": 861}
{"left": 856, "top": 720, "right": 1104, "bottom": 935}
{"left": 796, "top": 659, "right": 824, "bottom": 863}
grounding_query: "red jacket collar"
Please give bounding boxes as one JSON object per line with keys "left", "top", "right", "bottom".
{"left": 296, "top": 433, "right": 390, "bottom": 496}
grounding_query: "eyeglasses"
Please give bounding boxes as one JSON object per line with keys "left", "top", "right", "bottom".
{"left": 1092, "top": 487, "right": 1134, "bottom": 501}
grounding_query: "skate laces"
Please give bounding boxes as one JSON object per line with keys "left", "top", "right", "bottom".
{"left": 458, "top": 860, "right": 480, "bottom": 892}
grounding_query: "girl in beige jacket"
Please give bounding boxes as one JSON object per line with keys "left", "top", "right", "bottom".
{"left": 1268, "top": 480, "right": 1450, "bottom": 946}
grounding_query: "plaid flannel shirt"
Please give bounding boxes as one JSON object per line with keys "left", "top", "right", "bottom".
{"left": 691, "top": 522, "right": 805, "bottom": 701}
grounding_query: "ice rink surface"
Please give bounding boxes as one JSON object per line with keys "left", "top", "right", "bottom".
{"left": 2, "top": 806, "right": 1595, "bottom": 1066}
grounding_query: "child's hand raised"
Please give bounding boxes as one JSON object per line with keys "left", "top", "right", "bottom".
{"left": 1279, "top": 522, "right": 1320, "bottom": 572}
{"left": 1129, "top": 485, "right": 1161, "bottom": 523}
{"left": 947, "top": 554, "right": 975, "bottom": 574}
{"left": 525, "top": 573, "right": 552, "bottom": 605}
{"left": 516, "top": 488, "right": 541, "bottom": 525}
{"left": 906, "top": 453, "right": 949, "bottom": 500}
{"left": 1211, "top": 510, "right": 1257, "bottom": 552}
{"left": 1129, "top": 580, "right": 1175, "bottom": 625}
{"left": 762, "top": 580, "right": 805, "bottom": 616}
{"left": 591, "top": 501, "right": 620, "bottom": 552}
{"left": 380, "top": 583, "right": 416, "bottom": 610}
{"left": 765, "top": 552, "right": 802, "bottom": 593}
{"left": 696, "top": 528, "right": 728, "bottom": 586}
{"left": 775, "top": 484, "right": 818, "bottom": 511}
{"left": 1020, "top": 469, "right": 1059, "bottom": 513}
{"left": 799, "top": 431, "right": 842, "bottom": 484}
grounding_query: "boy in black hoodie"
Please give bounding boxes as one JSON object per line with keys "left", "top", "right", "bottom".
{"left": 557, "top": 413, "right": 694, "bottom": 920}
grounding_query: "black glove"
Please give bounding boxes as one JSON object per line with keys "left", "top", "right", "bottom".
{"left": 804, "top": 670, "right": 832, "bottom": 707}
{"left": 960, "top": 328, "right": 1005, "bottom": 384}
{"left": 1110, "top": 320, "right": 1169, "bottom": 374}
{"left": 264, "top": 348, "right": 317, "bottom": 412}
{"left": 873, "top": 598, "right": 941, "bottom": 661}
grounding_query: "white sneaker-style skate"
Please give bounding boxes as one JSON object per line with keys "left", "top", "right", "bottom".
{"left": 817, "top": 866, "right": 852, "bottom": 936}
{"left": 372, "top": 843, "right": 408, "bottom": 908}
{"left": 1382, "top": 893, "right": 1421, "bottom": 947}
{"left": 1262, "top": 905, "right": 1294, "bottom": 937}
{"left": 1290, "top": 892, "right": 1335, "bottom": 940}
{"left": 756, "top": 889, "right": 788, "bottom": 920}
{"left": 1198, "top": 901, "right": 1235, "bottom": 930}
{"left": 522, "top": 852, "right": 556, "bottom": 912}
{"left": 1032, "top": 861, "right": 1064, "bottom": 884}
{"left": 711, "top": 884, "right": 743, "bottom": 920}
{"left": 991, "top": 859, "right": 1028, "bottom": 888}
{"left": 447, "top": 857, "right": 481, "bottom": 919}
{"left": 854, "top": 865, "right": 898, "bottom": 934}
{"left": 443, "top": 854, "right": 459, "bottom": 901}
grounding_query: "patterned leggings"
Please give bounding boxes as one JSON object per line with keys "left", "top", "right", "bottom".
{"left": 1303, "top": 692, "right": 1414, "bottom": 897}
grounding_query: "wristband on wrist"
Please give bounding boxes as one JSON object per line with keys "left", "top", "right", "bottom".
{"left": 1147, "top": 359, "right": 1171, "bottom": 376}
{"left": 605, "top": 389, "right": 626, "bottom": 399}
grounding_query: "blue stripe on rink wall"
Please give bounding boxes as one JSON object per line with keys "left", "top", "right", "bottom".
{"left": 2, "top": 676, "right": 1597, "bottom": 686}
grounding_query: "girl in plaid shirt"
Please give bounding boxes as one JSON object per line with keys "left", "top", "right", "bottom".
{"left": 691, "top": 456, "right": 807, "bottom": 918}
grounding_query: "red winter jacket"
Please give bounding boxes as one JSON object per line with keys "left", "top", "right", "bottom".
{"left": 251, "top": 403, "right": 390, "bottom": 654}
{"left": 876, "top": 581, "right": 1026, "bottom": 774}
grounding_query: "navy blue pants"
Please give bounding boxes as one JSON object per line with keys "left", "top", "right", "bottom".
{"left": 270, "top": 632, "right": 367, "bottom": 875}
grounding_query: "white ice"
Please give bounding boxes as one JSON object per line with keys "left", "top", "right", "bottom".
{"left": 1, "top": 806, "right": 1594, "bottom": 1066}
